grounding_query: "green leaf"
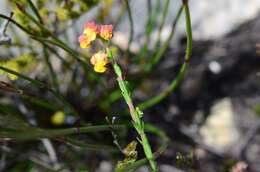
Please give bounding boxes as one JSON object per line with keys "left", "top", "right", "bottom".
{"left": 65, "top": 137, "right": 118, "bottom": 152}
{"left": 0, "top": 105, "right": 124, "bottom": 140}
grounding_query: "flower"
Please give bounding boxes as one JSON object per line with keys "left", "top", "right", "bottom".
{"left": 99, "top": 24, "right": 113, "bottom": 40}
{"left": 78, "top": 35, "right": 91, "bottom": 48}
{"left": 78, "top": 21, "right": 99, "bottom": 48}
{"left": 94, "top": 62, "right": 107, "bottom": 73}
{"left": 90, "top": 51, "right": 109, "bottom": 73}
{"left": 51, "top": 111, "right": 66, "bottom": 125}
{"left": 83, "top": 21, "right": 99, "bottom": 40}
{"left": 78, "top": 22, "right": 113, "bottom": 72}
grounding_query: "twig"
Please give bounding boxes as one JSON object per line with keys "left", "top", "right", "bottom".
{"left": 0, "top": 12, "right": 13, "bottom": 45}
{"left": 106, "top": 116, "right": 123, "bottom": 153}
{"left": 237, "top": 120, "right": 260, "bottom": 159}
{"left": 41, "top": 138, "right": 61, "bottom": 170}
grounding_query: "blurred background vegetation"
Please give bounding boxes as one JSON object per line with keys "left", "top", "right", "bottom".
{"left": 0, "top": 0, "right": 260, "bottom": 172}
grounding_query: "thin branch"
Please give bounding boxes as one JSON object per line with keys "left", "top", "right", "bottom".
{"left": 138, "top": 3, "right": 192, "bottom": 110}
{"left": 27, "top": 0, "right": 44, "bottom": 24}
{"left": 123, "top": 0, "right": 134, "bottom": 57}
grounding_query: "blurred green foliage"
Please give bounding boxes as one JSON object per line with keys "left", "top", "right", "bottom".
{"left": 0, "top": 0, "right": 193, "bottom": 171}
{"left": 254, "top": 104, "right": 260, "bottom": 117}
{"left": 0, "top": 53, "right": 36, "bottom": 80}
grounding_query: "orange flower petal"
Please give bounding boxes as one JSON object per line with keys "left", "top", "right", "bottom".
{"left": 83, "top": 28, "right": 97, "bottom": 41}
{"left": 84, "top": 21, "right": 99, "bottom": 32}
{"left": 79, "top": 21, "right": 100, "bottom": 48}
{"left": 78, "top": 35, "right": 91, "bottom": 48}
{"left": 99, "top": 24, "right": 113, "bottom": 41}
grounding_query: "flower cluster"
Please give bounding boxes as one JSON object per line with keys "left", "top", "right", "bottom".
{"left": 78, "top": 21, "right": 113, "bottom": 73}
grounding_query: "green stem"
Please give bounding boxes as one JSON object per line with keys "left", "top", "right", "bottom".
{"left": 107, "top": 49, "right": 157, "bottom": 172}
{"left": 145, "top": 0, "right": 160, "bottom": 37}
{"left": 0, "top": 13, "right": 33, "bottom": 35}
{"left": 138, "top": 2, "right": 192, "bottom": 110}
{"left": 0, "top": 13, "right": 101, "bottom": 104}
{"left": 1, "top": 11, "right": 91, "bottom": 78}
{"left": 43, "top": 46, "right": 60, "bottom": 93}
{"left": 0, "top": 66, "right": 79, "bottom": 117}
{"left": 1, "top": 125, "right": 125, "bottom": 140}
{"left": 145, "top": 5, "right": 183, "bottom": 72}
{"left": 154, "top": 0, "right": 170, "bottom": 48}
{"left": 46, "top": 125, "right": 124, "bottom": 137}
{"left": 65, "top": 137, "right": 118, "bottom": 152}
{"left": 137, "top": 0, "right": 161, "bottom": 61}
{"left": 42, "top": 42, "right": 71, "bottom": 68}
{"left": 124, "top": 0, "right": 134, "bottom": 57}
{"left": 33, "top": 36, "right": 84, "bottom": 62}
{"left": 16, "top": 5, "right": 48, "bottom": 35}
{"left": 115, "top": 123, "right": 169, "bottom": 172}
{"left": 184, "top": 3, "right": 192, "bottom": 59}
{"left": 98, "top": 5, "right": 184, "bottom": 110}
{"left": 0, "top": 13, "right": 86, "bottom": 63}
{"left": 32, "top": 36, "right": 92, "bottom": 80}
{"left": 27, "top": 0, "right": 44, "bottom": 24}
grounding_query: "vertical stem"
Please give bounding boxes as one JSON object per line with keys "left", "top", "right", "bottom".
{"left": 43, "top": 47, "right": 59, "bottom": 93}
{"left": 137, "top": 0, "right": 161, "bottom": 61}
{"left": 107, "top": 49, "right": 157, "bottom": 171}
{"left": 138, "top": 1, "right": 192, "bottom": 110}
{"left": 145, "top": 5, "right": 183, "bottom": 72}
{"left": 27, "top": 0, "right": 44, "bottom": 24}
{"left": 154, "top": 0, "right": 170, "bottom": 48}
{"left": 183, "top": 2, "right": 192, "bottom": 60}
{"left": 124, "top": 0, "right": 134, "bottom": 57}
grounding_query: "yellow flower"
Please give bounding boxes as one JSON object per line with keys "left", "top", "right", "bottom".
{"left": 83, "top": 23, "right": 98, "bottom": 40}
{"left": 99, "top": 24, "right": 113, "bottom": 41}
{"left": 51, "top": 111, "right": 66, "bottom": 125}
{"left": 78, "top": 21, "right": 99, "bottom": 48}
{"left": 90, "top": 51, "right": 109, "bottom": 73}
{"left": 94, "top": 62, "right": 107, "bottom": 73}
{"left": 78, "top": 35, "right": 91, "bottom": 48}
